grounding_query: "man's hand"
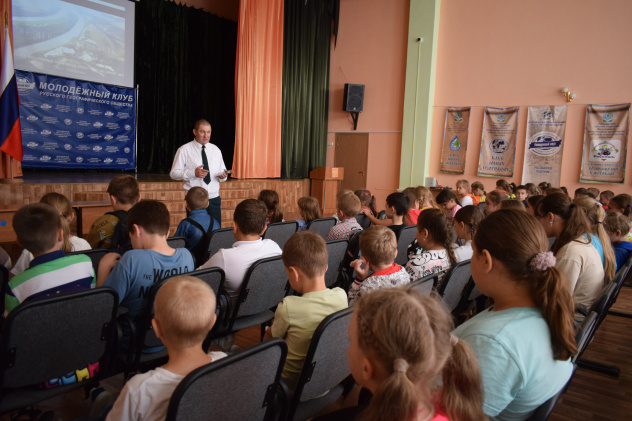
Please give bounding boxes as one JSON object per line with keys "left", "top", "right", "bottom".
{"left": 217, "top": 169, "right": 228, "bottom": 180}
{"left": 195, "top": 165, "right": 209, "bottom": 178}
{"left": 96, "top": 252, "right": 121, "bottom": 287}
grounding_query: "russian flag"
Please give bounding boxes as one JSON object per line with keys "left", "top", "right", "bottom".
{"left": 0, "top": 25, "right": 23, "bottom": 161}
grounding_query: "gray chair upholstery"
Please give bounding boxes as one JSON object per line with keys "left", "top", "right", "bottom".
{"left": 166, "top": 236, "right": 188, "bottom": 249}
{"left": 573, "top": 311, "right": 598, "bottom": 363}
{"left": 166, "top": 339, "right": 288, "bottom": 421}
{"left": 307, "top": 218, "right": 337, "bottom": 239}
{"left": 0, "top": 288, "right": 118, "bottom": 413}
{"left": 68, "top": 248, "right": 110, "bottom": 273}
{"left": 263, "top": 221, "right": 298, "bottom": 249}
{"left": 325, "top": 240, "right": 349, "bottom": 288}
{"left": 394, "top": 225, "right": 417, "bottom": 266}
{"left": 286, "top": 307, "right": 354, "bottom": 421}
{"left": 407, "top": 273, "right": 438, "bottom": 296}
{"left": 355, "top": 213, "right": 371, "bottom": 229}
{"left": 221, "top": 256, "right": 289, "bottom": 335}
{"left": 207, "top": 227, "right": 236, "bottom": 261}
{"left": 437, "top": 260, "right": 472, "bottom": 313}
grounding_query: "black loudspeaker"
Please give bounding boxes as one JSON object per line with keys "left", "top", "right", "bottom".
{"left": 343, "top": 84, "right": 365, "bottom": 112}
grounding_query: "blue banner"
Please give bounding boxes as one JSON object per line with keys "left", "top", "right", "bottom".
{"left": 15, "top": 70, "right": 136, "bottom": 169}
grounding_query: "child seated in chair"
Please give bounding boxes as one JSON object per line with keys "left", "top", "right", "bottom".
{"left": 604, "top": 212, "right": 632, "bottom": 270}
{"left": 265, "top": 231, "right": 347, "bottom": 392}
{"left": 105, "top": 275, "right": 226, "bottom": 421}
{"left": 326, "top": 193, "right": 362, "bottom": 241}
{"left": 348, "top": 225, "right": 410, "bottom": 304}
{"left": 174, "top": 186, "right": 220, "bottom": 259}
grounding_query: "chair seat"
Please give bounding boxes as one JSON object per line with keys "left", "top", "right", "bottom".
{"left": 230, "top": 310, "right": 275, "bottom": 333}
{"left": 293, "top": 384, "right": 344, "bottom": 421}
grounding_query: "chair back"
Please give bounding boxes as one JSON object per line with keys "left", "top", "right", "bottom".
{"left": 355, "top": 213, "right": 371, "bottom": 229}
{"left": 325, "top": 240, "right": 348, "bottom": 288}
{"left": 0, "top": 288, "right": 118, "bottom": 388}
{"left": 227, "top": 256, "right": 288, "bottom": 332}
{"left": 183, "top": 267, "right": 226, "bottom": 297}
{"left": 573, "top": 311, "right": 598, "bottom": 362}
{"left": 207, "top": 228, "right": 236, "bottom": 260}
{"left": 263, "top": 221, "right": 298, "bottom": 249}
{"left": 68, "top": 248, "right": 110, "bottom": 273}
{"left": 394, "top": 225, "right": 417, "bottom": 266}
{"left": 167, "top": 236, "right": 188, "bottom": 249}
{"left": 166, "top": 339, "right": 288, "bottom": 421}
{"left": 407, "top": 273, "right": 438, "bottom": 296}
{"left": 437, "top": 260, "right": 472, "bottom": 312}
{"left": 288, "top": 308, "right": 353, "bottom": 421}
{"left": 307, "top": 218, "right": 337, "bottom": 239}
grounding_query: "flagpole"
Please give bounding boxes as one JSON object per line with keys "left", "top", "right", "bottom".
{"left": 1, "top": 10, "right": 22, "bottom": 184}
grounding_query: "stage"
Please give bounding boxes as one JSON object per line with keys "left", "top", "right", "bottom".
{"left": 0, "top": 173, "right": 310, "bottom": 262}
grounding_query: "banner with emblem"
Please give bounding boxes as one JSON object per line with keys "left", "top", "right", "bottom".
{"left": 477, "top": 106, "right": 519, "bottom": 177}
{"left": 15, "top": 70, "right": 136, "bottom": 169}
{"left": 521, "top": 105, "right": 567, "bottom": 186}
{"left": 580, "top": 103, "right": 630, "bottom": 184}
{"left": 440, "top": 107, "right": 470, "bottom": 174}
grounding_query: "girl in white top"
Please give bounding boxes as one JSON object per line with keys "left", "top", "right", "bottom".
{"left": 452, "top": 205, "right": 484, "bottom": 262}
{"left": 10, "top": 192, "right": 91, "bottom": 276}
{"left": 536, "top": 193, "right": 604, "bottom": 321}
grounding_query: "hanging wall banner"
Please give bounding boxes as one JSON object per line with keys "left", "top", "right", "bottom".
{"left": 440, "top": 107, "right": 470, "bottom": 174}
{"left": 15, "top": 70, "right": 136, "bottom": 170}
{"left": 521, "top": 105, "right": 567, "bottom": 186}
{"left": 580, "top": 103, "right": 630, "bottom": 184}
{"left": 477, "top": 106, "right": 519, "bottom": 177}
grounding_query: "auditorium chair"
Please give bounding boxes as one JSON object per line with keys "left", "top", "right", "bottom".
{"left": 437, "top": 260, "right": 472, "bottom": 314}
{"left": 207, "top": 227, "right": 237, "bottom": 261}
{"left": 394, "top": 225, "right": 417, "bottom": 266}
{"left": 325, "top": 239, "right": 349, "bottom": 289}
{"left": 262, "top": 221, "right": 298, "bottom": 249}
{"left": 407, "top": 273, "right": 439, "bottom": 296}
{"left": 68, "top": 248, "right": 110, "bottom": 273}
{"left": 307, "top": 217, "right": 337, "bottom": 239}
{"left": 166, "top": 236, "right": 187, "bottom": 249}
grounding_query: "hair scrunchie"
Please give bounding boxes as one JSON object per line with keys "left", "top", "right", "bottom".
{"left": 450, "top": 333, "right": 459, "bottom": 346}
{"left": 393, "top": 358, "right": 409, "bottom": 373}
{"left": 529, "top": 251, "right": 556, "bottom": 271}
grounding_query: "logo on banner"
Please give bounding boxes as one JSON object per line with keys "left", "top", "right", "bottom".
{"left": 489, "top": 138, "right": 509, "bottom": 154}
{"left": 64, "top": 144, "right": 72, "bottom": 150}
{"left": 40, "top": 155, "right": 51, "bottom": 162}
{"left": 497, "top": 114, "right": 506, "bottom": 123}
{"left": 590, "top": 139, "right": 621, "bottom": 162}
{"left": 124, "top": 124, "right": 131, "bottom": 130}
{"left": 528, "top": 132, "right": 562, "bottom": 157}
{"left": 124, "top": 147, "right": 130, "bottom": 153}
{"left": 603, "top": 113, "right": 614, "bottom": 123}
{"left": 76, "top": 132, "right": 84, "bottom": 139}
{"left": 41, "top": 104, "right": 51, "bottom": 110}
{"left": 541, "top": 111, "right": 553, "bottom": 120}
{"left": 449, "top": 136, "right": 461, "bottom": 151}
{"left": 27, "top": 142, "right": 38, "bottom": 149}
{"left": 94, "top": 122, "right": 103, "bottom": 128}
{"left": 93, "top": 146, "right": 102, "bottom": 152}
{"left": 77, "top": 108, "right": 84, "bottom": 114}
{"left": 64, "top": 119, "right": 72, "bottom": 125}
{"left": 27, "top": 115, "right": 38, "bottom": 122}
{"left": 105, "top": 111, "right": 114, "bottom": 117}
{"left": 16, "top": 75, "right": 35, "bottom": 95}
{"left": 41, "top": 130, "right": 51, "bottom": 136}
{"left": 76, "top": 157, "right": 84, "bottom": 163}
{"left": 104, "top": 158, "right": 113, "bottom": 164}
{"left": 104, "top": 135, "right": 113, "bottom": 141}
{"left": 454, "top": 112, "right": 463, "bottom": 122}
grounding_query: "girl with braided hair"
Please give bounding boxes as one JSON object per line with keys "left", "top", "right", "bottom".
{"left": 454, "top": 209, "right": 576, "bottom": 420}
{"left": 452, "top": 205, "right": 484, "bottom": 262}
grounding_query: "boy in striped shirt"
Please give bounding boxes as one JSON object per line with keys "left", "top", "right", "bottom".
{"left": 5, "top": 203, "right": 94, "bottom": 316}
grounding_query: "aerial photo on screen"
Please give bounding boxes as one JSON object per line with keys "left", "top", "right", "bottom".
{"left": 12, "top": 0, "right": 126, "bottom": 86}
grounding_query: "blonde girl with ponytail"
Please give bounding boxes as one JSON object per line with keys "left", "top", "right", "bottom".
{"left": 315, "top": 288, "right": 486, "bottom": 421}
{"left": 454, "top": 209, "right": 576, "bottom": 420}
{"left": 573, "top": 196, "right": 616, "bottom": 281}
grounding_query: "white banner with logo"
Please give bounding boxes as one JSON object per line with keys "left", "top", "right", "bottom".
{"left": 477, "top": 106, "right": 519, "bottom": 177}
{"left": 521, "top": 105, "right": 567, "bottom": 186}
{"left": 580, "top": 103, "right": 630, "bottom": 183}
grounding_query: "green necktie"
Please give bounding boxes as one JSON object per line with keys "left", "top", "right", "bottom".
{"left": 201, "top": 145, "right": 211, "bottom": 184}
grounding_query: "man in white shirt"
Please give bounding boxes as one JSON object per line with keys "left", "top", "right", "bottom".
{"left": 170, "top": 119, "right": 228, "bottom": 223}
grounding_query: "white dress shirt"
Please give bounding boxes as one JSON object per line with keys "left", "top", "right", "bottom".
{"left": 169, "top": 140, "right": 227, "bottom": 198}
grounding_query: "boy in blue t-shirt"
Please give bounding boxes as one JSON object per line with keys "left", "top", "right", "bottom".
{"left": 604, "top": 212, "right": 632, "bottom": 270}
{"left": 97, "top": 200, "right": 194, "bottom": 319}
{"left": 174, "top": 186, "right": 220, "bottom": 256}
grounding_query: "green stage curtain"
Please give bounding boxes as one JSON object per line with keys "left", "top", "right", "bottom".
{"left": 281, "top": 0, "right": 337, "bottom": 179}
{"left": 135, "top": 0, "right": 237, "bottom": 173}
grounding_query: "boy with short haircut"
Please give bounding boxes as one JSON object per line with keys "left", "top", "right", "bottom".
{"left": 97, "top": 200, "right": 194, "bottom": 320}
{"left": 267, "top": 231, "right": 347, "bottom": 392}
{"left": 348, "top": 225, "right": 410, "bottom": 304}
{"left": 174, "top": 186, "right": 220, "bottom": 260}
{"left": 326, "top": 193, "right": 362, "bottom": 241}
{"left": 515, "top": 185, "right": 528, "bottom": 206}
{"left": 105, "top": 276, "right": 226, "bottom": 421}
{"left": 198, "top": 199, "right": 281, "bottom": 296}
{"left": 587, "top": 187, "right": 600, "bottom": 200}
{"left": 383, "top": 192, "right": 408, "bottom": 239}
{"left": 6, "top": 203, "right": 94, "bottom": 315}
{"left": 87, "top": 174, "right": 140, "bottom": 251}
{"left": 603, "top": 212, "right": 632, "bottom": 269}
{"left": 574, "top": 187, "right": 588, "bottom": 199}
{"left": 600, "top": 190, "right": 615, "bottom": 210}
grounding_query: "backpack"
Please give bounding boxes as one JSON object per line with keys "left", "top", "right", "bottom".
{"left": 106, "top": 210, "right": 132, "bottom": 254}
{"left": 184, "top": 216, "right": 215, "bottom": 266}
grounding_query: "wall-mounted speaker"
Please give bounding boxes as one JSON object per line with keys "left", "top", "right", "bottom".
{"left": 343, "top": 84, "right": 365, "bottom": 112}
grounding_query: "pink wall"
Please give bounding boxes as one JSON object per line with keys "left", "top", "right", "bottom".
{"left": 327, "top": 0, "right": 409, "bottom": 206}
{"left": 179, "top": 0, "right": 239, "bottom": 21}
{"left": 431, "top": 0, "right": 632, "bottom": 195}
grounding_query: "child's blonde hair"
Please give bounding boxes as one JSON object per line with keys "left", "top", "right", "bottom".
{"left": 154, "top": 276, "right": 217, "bottom": 348}
{"left": 354, "top": 288, "right": 485, "bottom": 421}
{"left": 455, "top": 179, "right": 470, "bottom": 192}
{"left": 282, "top": 231, "right": 328, "bottom": 278}
{"left": 603, "top": 212, "right": 631, "bottom": 237}
{"left": 414, "top": 186, "right": 437, "bottom": 208}
{"left": 337, "top": 193, "right": 361, "bottom": 219}
{"left": 297, "top": 196, "right": 321, "bottom": 223}
{"left": 471, "top": 181, "right": 486, "bottom": 196}
{"left": 359, "top": 225, "right": 397, "bottom": 267}
{"left": 574, "top": 197, "right": 616, "bottom": 283}
{"left": 499, "top": 199, "right": 525, "bottom": 211}
{"left": 40, "top": 192, "right": 73, "bottom": 253}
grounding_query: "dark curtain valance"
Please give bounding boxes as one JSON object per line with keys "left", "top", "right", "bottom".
{"left": 135, "top": 0, "right": 237, "bottom": 173}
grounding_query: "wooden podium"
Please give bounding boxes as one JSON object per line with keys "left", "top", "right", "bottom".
{"left": 310, "top": 167, "right": 344, "bottom": 216}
